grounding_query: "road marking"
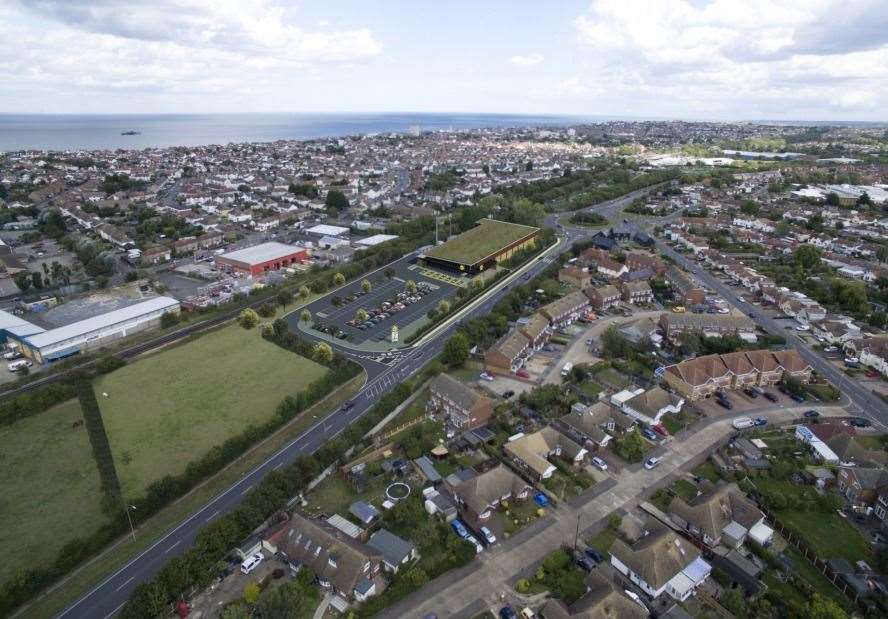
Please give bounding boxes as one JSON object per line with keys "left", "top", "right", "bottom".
{"left": 272, "top": 462, "right": 283, "bottom": 470}
{"left": 104, "top": 601, "right": 126, "bottom": 618}
{"left": 240, "top": 484, "right": 254, "bottom": 495}
{"left": 205, "top": 509, "right": 220, "bottom": 522}
{"left": 164, "top": 540, "right": 181, "bottom": 553}
{"left": 115, "top": 576, "right": 134, "bottom": 592}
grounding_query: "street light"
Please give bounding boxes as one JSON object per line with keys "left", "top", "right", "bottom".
{"left": 124, "top": 504, "right": 137, "bottom": 541}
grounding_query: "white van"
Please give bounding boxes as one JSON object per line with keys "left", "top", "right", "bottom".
{"left": 8, "top": 359, "right": 32, "bottom": 372}
{"left": 240, "top": 553, "right": 263, "bottom": 575}
{"left": 732, "top": 417, "right": 755, "bottom": 430}
{"left": 561, "top": 362, "right": 573, "bottom": 377}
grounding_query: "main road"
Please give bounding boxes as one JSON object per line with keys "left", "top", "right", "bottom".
{"left": 52, "top": 187, "right": 652, "bottom": 619}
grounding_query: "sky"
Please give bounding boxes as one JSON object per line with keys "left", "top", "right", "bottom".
{"left": 1, "top": 0, "right": 887, "bottom": 121}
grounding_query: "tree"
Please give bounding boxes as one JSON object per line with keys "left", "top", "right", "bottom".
{"left": 442, "top": 333, "right": 469, "bottom": 367}
{"left": 160, "top": 311, "right": 180, "bottom": 329}
{"left": 298, "top": 285, "right": 310, "bottom": 299}
{"left": 355, "top": 309, "right": 369, "bottom": 323}
{"left": 300, "top": 309, "right": 311, "bottom": 323}
{"left": 243, "top": 582, "right": 261, "bottom": 604}
{"left": 793, "top": 245, "right": 822, "bottom": 271}
{"left": 437, "top": 299, "right": 450, "bottom": 314}
{"left": 679, "top": 331, "right": 702, "bottom": 355}
{"left": 857, "top": 192, "right": 872, "bottom": 206}
{"left": 384, "top": 267, "right": 396, "bottom": 279}
{"left": 31, "top": 271, "right": 43, "bottom": 289}
{"left": 276, "top": 289, "right": 293, "bottom": 307}
{"left": 313, "top": 342, "right": 333, "bottom": 364}
{"left": 720, "top": 589, "right": 745, "bottom": 616}
{"left": 825, "top": 192, "right": 840, "bottom": 206}
{"left": 332, "top": 272, "right": 346, "bottom": 286}
{"left": 405, "top": 280, "right": 417, "bottom": 294}
{"left": 325, "top": 189, "right": 349, "bottom": 211}
{"left": 775, "top": 220, "right": 790, "bottom": 236}
{"left": 361, "top": 279, "right": 372, "bottom": 293}
{"left": 805, "top": 594, "right": 847, "bottom": 619}
{"left": 13, "top": 271, "right": 31, "bottom": 291}
{"left": 869, "top": 312, "right": 887, "bottom": 329}
{"left": 258, "top": 302, "right": 277, "bottom": 318}
{"left": 740, "top": 200, "right": 760, "bottom": 216}
{"left": 238, "top": 308, "right": 259, "bottom": 329}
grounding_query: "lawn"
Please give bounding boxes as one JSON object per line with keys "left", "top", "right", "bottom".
{"left": 694, "top": 461, "right": 722, "bottom": 483}
{"left": 586, "top": 526, "right": 619, "bottom": 555}
{"left": 386, "top": 388, "right": 429, "bottom": 428}
{"left": 94, "top": 324, "right": 329, "bottom": 496}
{"left": 673, "top": 479, "right": 699, "bottom": 501}
{"left": 0, "top": 399, "right": 111, "bottom": 585}
{"left": 576, "top": 381, "right": 603, "bottom": 400}
{"left": 304, "top": 472, "right": 391, "bottom": 518}
{"left": 855, "top": 434, "right": 886, "bottom": 451}
{"left": 502, "top": 497, "right": 544, "bottom": 537}
{"left": 593, "top": 367, "right": 631, "bottom": 389}
{"left": 762, "top": 547, "right": 852, "bottom": 613}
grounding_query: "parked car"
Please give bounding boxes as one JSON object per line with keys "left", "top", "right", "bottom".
{"left": 7, "top": 359, "right": 32, "bottom": 372}
{"left": 753, "top": 417, "right": 768, "bottom": 427}
{"left": 465, "top": 534, "right": 484, "bottom": 554}
{"left": 742, "top": 387, "right": 758, "bottom": 399}
{"left": 763, "top": 392, "right": 778, "bottom": 402}
{"left": 584, "top": 548, "right": 604, "bottom": 563}
{"left": 533, "top": 492, "right": 550, "bottom": 507}
{"left": 732, "top": 417, "right": 754, "bottom": 430}
{"left": 479, "top": 372, "right": 494, "bottom": 382}
{"left": 652, "top": 424, "right": 669, "bottom": 436}
{"left": 2, "top": 350, "right": 21, "bottom": 360}
{"left": 716, "top": 398, "right": 733, "bottom": 410}
{"left": 591, "top": 456, "right": 608, "bottom": 471}
{"left": 480, "top": 526, "right": 497, "bottom": 545}
{"left": 641, "top": 427, "right": 658, "bottom": 441}
{"left": 803, "top": 410, "right": 820, "bottom": 419}
{"left": 451, "top": 520, "right": 469, "bottom": 538}
{"left": 644, "top": 457, "right": 662, "bottom": 470}
{"left": 577, "top": 556, "right": 597, "bottom": 572}
{"left": 790, "top": 393, "right": 806, "bottom": 403}
{"left": 240, "top": 553, "right": 263, "bottom": 575}
{"left": 502, "top": 390, "right": 515, "bottom": 399}
{"left": 850, "top": 417, "right": 872, "bottom": 428}
{"left": 499, "top": 607, "right": 517, "bottom": 619}
{"left": 515, "top": 368, "right": 530, "bottom": 379}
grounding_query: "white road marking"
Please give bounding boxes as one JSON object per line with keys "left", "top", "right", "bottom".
{"left": 164, "top": 540, "right": 181, "bottom": 553}
{"left": 115, "top": 576, "right": 134, "bottom": 592}
{"left": 205, "top": 509, "right": 220, "bottom": 522}
{"left": 104, "top": 601, "right": 126, "bottom": 618}
{"left": 240, "top": 484, "right": 253, "bottom": 495}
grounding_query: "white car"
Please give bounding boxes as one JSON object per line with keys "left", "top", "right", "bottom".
{"left": 591, "top": 456, "right": 608, "bottom": 471}
{"left": 7, "top": 359, "right": 32, "bottom": 372}
{"left": 480, "top": 526, "right": 497, "bottom": 545}
{"left": 732, "top": 417, "right": 755, "bottom": 430}
{"left": 624, "top": 589, "right": 648, "bottom": 611}
{"left": 465, "top": 534, "right": 484, "bottom": 554}
{"left": 479, "top": 372, "right": 494, "bottom": 382}
{"left": 643, "top": 457, "right": 662, "bottom": 470}
{"left": 3, "top": 350, "right": 20, "bottom": 360}
{"left": 795, "top": 324, "right": 811, "bottom": 332}
{"left": 240, "top": 553, "right": 263, "bottom": 575}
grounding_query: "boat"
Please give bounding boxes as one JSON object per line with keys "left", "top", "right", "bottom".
{"left": 121, "top": 130, "right": 140, "bottom": 136}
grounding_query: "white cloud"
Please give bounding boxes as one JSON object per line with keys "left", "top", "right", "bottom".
{"left": 510, "top": 53, "right": 544, "bottom": 67}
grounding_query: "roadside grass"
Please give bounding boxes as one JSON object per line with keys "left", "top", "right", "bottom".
{"left": 21, "top": 371, "right": 365, "bottom": 619}
{"left": 0, "top": 399, "right": 110, "bottom": 585}
{"left": 754, "top": 479, "right": 872, "bottom": 564}
{"left": 94, "top": 324, "right": 329, "bottom": 496}
{"left": 386, "top": 388, "right": 429, "bottom": 428}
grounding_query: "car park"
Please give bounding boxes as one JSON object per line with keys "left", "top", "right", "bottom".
{"left": 7, "top": 359, "right": 32, "bottom": 372}
{"left": 644, "top": 457, "right": 662, "bottom": 470}
{"left": 240, "top": 553, "right": 263, "bottom": 575}
{"left": 591, "top": 456, "right": 608, "bottom": 471}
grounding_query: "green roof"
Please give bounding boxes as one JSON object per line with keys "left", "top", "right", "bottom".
{"left": 425, "top": 219, "right": 540, "bottom": 266}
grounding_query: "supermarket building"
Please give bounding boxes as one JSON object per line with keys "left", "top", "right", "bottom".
{"left": 215, "top": 242, "right": 310, "bottom": 276}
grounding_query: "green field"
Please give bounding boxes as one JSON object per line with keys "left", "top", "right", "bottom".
{"left": 0, "top": 399, "right": 110, "bottom": 584}
{"left": 95, "top": 324, "right": 329, "bottom": 496}
{"left": 425, "top": 219, "right": 539, "bottom": 265}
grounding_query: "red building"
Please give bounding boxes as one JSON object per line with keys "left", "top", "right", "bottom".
{"left": 215, "top": 242, "right": 309, "bottom": 276}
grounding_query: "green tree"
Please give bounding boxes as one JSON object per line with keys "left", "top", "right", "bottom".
{"left": 243, "top": 582, "right": 261, "bottom": 604}
{"left": 300, "top": 309, "right": 312, "bottom": 323}
{"left": 298, "top": 285, "right": 310, "bottom": 299}
{"left": 877, "top": 245, "right": 888, "bottom": 263}
{"left": 793, "top": 245, "right": 822, "bottom": 271}
{"left": 384, "top": 267, "right": 396, "bottom": 278}
{"left": 160, "top": 311, "right": 180, "bottom": 329}
{"left": 258, "top": 302, "right": 277, "bottom": 318}
{"left": 805, "top": 594, "right": 847, "bottom": 619}
{"left": 276, "top": 289, "right": 293, "bottom": 307}
{"left": 355, "top": 309, "right": 369, "bottom": 323}
{"left": 740, "top": 200, "right": 760, "bottom": 216}
{"left": 442, "top": 333, "right": 469, "bottom": 366}
{"left": 313, "top": 342, "right": 333, "bottom": 364}
{"left": 720, "top": 589, "right": 745, "bottom": 616}
{"left": 360, "top": 279, "right": 372, "bottom": 293}
{"left": 678, "top": 331, "right": 702, "bottom": 355}
{"left": 31, "top": 271, "right": 43, "bottom": 289}
{"left": 775, "top": 220, "right": 790, "bottom": 236}
{"left": 325, "top": 189, "right": 349, "bottom": 211}
{"left": 238, "top": 308, "right": 259, "bottom": 329}
{"left": 438, "top": 299, "right": 450, "bottom": 314}
{"left": 333, "top": 272, "right": 346, "bottom": 286}
{"left": 13, "top": 271, "right": 31, "bottom": 291}
{"left": 405, "top": 279, "right": 417, "bottom": 294}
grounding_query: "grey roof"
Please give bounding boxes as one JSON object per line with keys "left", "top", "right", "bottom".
{"left": 414, "top": 456, "right": 442, "bottom": 483}
{"left": 218, "top": 241, "right": 304, "bottom": 265}
{"left": 430, "top": 373, "right": 484, "bottom": 412}
{"left": 368, "top": 529, "right": 415, "bottom": 567}
{"left": 349, "top": 501, "right": 380, "bottom": 524}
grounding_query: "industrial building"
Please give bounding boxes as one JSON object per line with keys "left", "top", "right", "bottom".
{"left": 421, "top": 219, "right": 540, "bottom": 274}
{"left": 215, "top": 242, "right": 309, "bottom": 276}
{"left": 2, "top": 296, "right": 181, "bottom": 363}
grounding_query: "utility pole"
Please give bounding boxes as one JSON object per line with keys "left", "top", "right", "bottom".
{"left": 124, "top": 503, "right": 137, "bottom": 541}
{"left": 574, "top": 513, "right": 580, "bottom": 551}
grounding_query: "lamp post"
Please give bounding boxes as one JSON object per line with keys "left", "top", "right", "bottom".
{"left": 125, "top": 504, "right": 137, "bottom": 541}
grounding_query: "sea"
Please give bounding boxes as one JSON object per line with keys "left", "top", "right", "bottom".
{"left": 0, "top": 112, "right": 597, "bottom": 153}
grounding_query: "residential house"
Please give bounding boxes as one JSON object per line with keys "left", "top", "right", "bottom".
{"left": 485, "top": 329, "right": 530, "bottom": 374}
{"left": 585, "top": 285, "right": 621, "bottom": 311}
{"left": 95, "top": 223, "right": 134, "bottom": 248}
{"left": 504, "top": 426, "right": 587, "bottom": 480}
{"left": 539, "top": 291, "right": 590, "bottom": 328}
{"left": 173, "top": 237, "right": 199, "bottom": 255}
{"left": 618, "top": 316, "right": 661, "bottom": 346}
{"left": 445, "top": 464, "right": 532, "bottom": 522}
{"left": 557, "top": 402, "right": 624, "bottom": 450}
{"left": 610, "top": 522, "right": 712, "bottom": 601}
{"left": 626, "top": 251, "right": 666, "bottom": 276}
{"left": 140, "top": 245, "right": 171, "bottom": 266}
{"left": 596, "top": 255, "right": 629, "bottom": 280}
{"left": 837, "top": 467, "right": 888, "bottom": 510}
{"left": 540, "top": 571, "right": 647, "bottom": 619}
{"left": 659, "top": 312, "right": 757, "bottom": 342}
{"left": 278, "top": 513, "right": 384, "bottom": 603}
{"left": 559, "top": 265, "right": 592, "bottom": 289}
{"left": 518, "top": 312, "right": 552, "bottom": 350}
{"left": 428, "top": 374, "right": 493, "bottom": 431}
{"left": 668, "top": 482, "right": 773, "bottom": 548}
{"left": 719, "top": 351, "right": 758, "bottom": 388}
{"left": 665, "top": 266, "right": 705, "bottom": 306}
{"left": 621, "top": 280, "right": 654, "bottom": 305}
{"left": 620, "top": 387, "right": 684, "bottom": 426}
{"left": 367, "top": 529, "right": 418, "bottom": 574}
{"left": 663, "top": 354, "right": 733, "bottom": 400}
{"left": 771, "top": 349, "right": 813, "bottom": 382}
{"left": 744, "top": 349, "right": 784, "bottom": 386}
{"left": 846, "top": 337, "right": 888, "bottom": 376}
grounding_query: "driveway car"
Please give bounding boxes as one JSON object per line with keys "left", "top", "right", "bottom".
{"left": 591, "top": 456, "right": 608, "bottom": 471}
{"left": 644, "top": 457, "right": 662, "bottom": 470}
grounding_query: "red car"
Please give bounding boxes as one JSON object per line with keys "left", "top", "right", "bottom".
{"left": 515, "top": 368, "right": 530, "bottom": 379}
{"left": 652, "top": 424, "right": 669, "bottom": 437}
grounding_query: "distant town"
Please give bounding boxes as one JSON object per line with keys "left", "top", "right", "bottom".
{"left": 2, "top": 120, "right": 888, "bottom": 619}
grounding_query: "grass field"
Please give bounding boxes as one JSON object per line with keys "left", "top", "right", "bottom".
{"left": 94, "top": 324, "right": 329, "bottom": 496}
{"left": 0, "top": 399, "right": 110, "bottom": 585}
{"left": 425, "top": 219, "right": 539, "bottom": 265}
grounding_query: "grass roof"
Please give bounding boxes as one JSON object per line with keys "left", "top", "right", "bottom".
{"left": 425, "top": 219, "right": 540, "bottom": 265}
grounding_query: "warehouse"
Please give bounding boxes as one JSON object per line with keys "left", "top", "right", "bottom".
{"left": 215, "top": 241, "right": 309, "bottom": 276}
{"left": 8, "top": 296, "right": 181, "bottom": 363}
{"left": 422, "top": 219, "right": 540, "bottom": 274}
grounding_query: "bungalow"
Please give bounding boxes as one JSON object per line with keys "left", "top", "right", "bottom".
{"left": 540, "top": 571, "right": 647, "bottom": 619}
{"left": 278, "top": 513, "right": 384, "bottom": 603}
{"left": 504, "top": 426, "right": 587, "bottom": 480}
{"left": 557, "top": 402, "right": 623, "bottom": 450}
{"left": 585, "top": 284, "right": 621, "bottom": 311}
{"left": 620, "top": 387, "right": 684, "bottom": 426}
{"left": 428, "top": 374, "right": 493, "bottom": 431}
{"left": 445, "top": 464, "right": 532, "bottom": 522}
{"left": 668, "top": 482, "right": 773, "bottom": 548}
{"left": 610, "top": 522, "right": 711, "bottom": 601}
{"left": 367, "top": 529, "right": 418, "bottom": 574}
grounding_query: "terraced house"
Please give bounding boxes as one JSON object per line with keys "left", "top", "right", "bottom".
{"left": 428, "top": 373, "right": 493, "bottom": 430}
